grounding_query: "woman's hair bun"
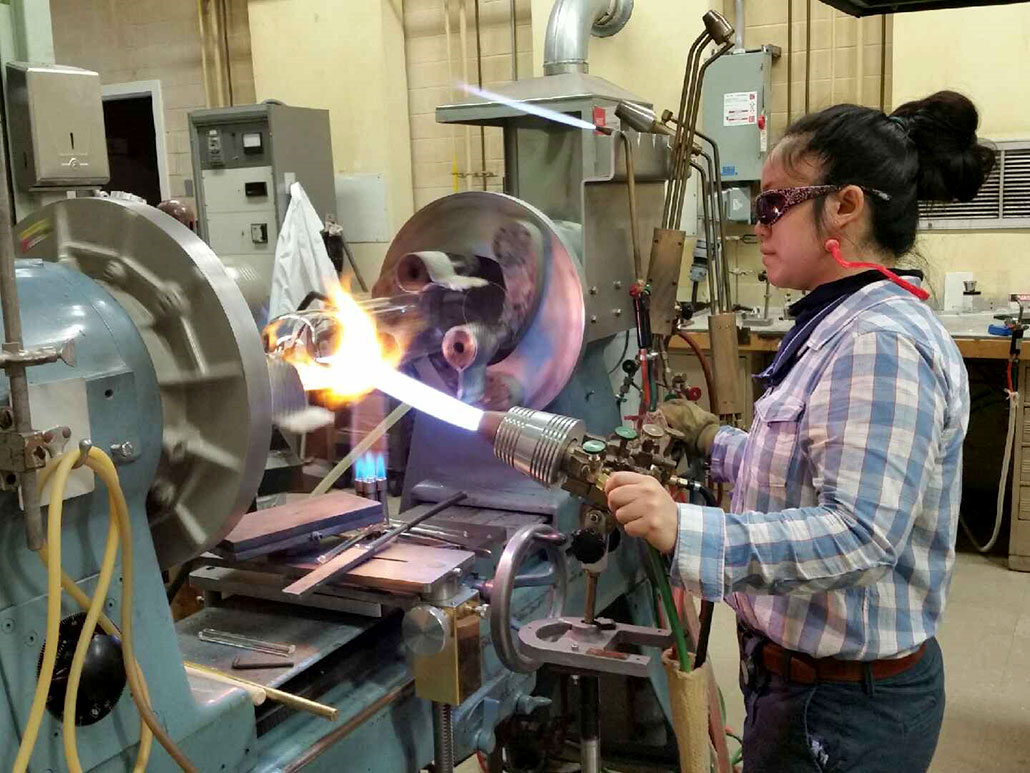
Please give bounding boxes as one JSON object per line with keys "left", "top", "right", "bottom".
{"left": 894, "top": 91, "right": 997, "bottom": 203}
{"left": 890, "top": 91, "right": 995, "bottom": 203}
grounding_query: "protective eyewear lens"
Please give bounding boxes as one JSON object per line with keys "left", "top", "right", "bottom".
{"left": 754, "top": 191, "right": 788, "bottom": 226}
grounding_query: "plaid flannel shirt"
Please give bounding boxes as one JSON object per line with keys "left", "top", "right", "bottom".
{"left": 673, "top": 281, "right": 970, "bottom": 660}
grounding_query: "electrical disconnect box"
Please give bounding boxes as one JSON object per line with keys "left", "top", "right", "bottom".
{"left": 701, "top": 47, "right": 777, "bottom": 222}
{"left": 189, "top": 103, "right": 336, "bottom": 314}
{"left": 5, "top": 63, "right": 110, "bottom": 191}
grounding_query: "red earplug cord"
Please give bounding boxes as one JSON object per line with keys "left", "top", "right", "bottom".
{"left": 824, "top": 239, "right": 930, "bottom": 301}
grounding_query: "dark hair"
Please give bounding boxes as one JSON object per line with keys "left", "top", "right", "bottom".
{"left": 777, "top": 91, "right": 995, "bottom": 258}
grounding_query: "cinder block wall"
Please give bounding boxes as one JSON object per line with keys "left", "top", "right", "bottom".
{"left": 403, "top": 0, "right": 533, "bottom": 211}
{"left": 50, "top": 0, "right": 256, "bottom": 207}
{"left": 731, "top": 0, "right": 892, "bottom": 143}
{"left": 720, "top": 0, "right": 893, "bottom": 311}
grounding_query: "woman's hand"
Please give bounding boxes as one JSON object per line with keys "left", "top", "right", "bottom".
{"left": 604, "top": 471, "right": 678, "bottom": 554}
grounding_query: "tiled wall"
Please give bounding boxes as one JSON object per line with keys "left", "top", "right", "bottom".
{"left": 718, "top": 0, "right": 894, "bottom": 310}
{"left": 50, "top": 0, "right": 256, "bottom": 204}
{"left": 403, "top": 0, "right": 533, "bottom": 211}
{"left": 729, "top": 0, "right": 893, "bottom": 142}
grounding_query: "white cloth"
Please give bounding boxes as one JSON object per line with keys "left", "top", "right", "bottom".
{"left": 268, "top": 182, "right": 339, "bottom": 320}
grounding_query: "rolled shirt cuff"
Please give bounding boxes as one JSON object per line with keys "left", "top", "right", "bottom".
{"left": 671, "top": 502, "right": 727, "bottom": 601}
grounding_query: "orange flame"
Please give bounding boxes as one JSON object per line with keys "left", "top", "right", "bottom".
{"left": 269, "top": 284, "right": 402, "bottom": 406}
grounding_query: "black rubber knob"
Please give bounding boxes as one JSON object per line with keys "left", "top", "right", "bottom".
{"left": 570, "top": 529, "right": 607, "bottom": 564}
{"left": 39, "top": 612, "right": 126, "bottom": 726}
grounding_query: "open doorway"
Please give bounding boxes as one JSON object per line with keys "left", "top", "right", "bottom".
{"left": 101, "top": 81, "right": 170, "bottom": 205}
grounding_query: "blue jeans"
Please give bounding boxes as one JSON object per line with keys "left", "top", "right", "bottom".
{"left": 738, "top": 634, "right": 945, "bottom": 772}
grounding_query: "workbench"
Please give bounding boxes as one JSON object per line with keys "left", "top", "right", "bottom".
{"left": 669, "top": 310, "right": 1029, "bottom": 571}
{"left": 672, "top": 329, "right": 1014, "bottom": 360}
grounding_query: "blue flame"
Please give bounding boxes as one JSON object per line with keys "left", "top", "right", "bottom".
{"left": 355, "top": 453, "right": 375, "bottom": 482}
{"left": 355, "top": 452, "right": 387, "bottom": 483}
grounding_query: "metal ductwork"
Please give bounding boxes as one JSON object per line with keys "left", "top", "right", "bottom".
{"left": 543, "top": 0, "right": 634, "bottom": 76}
{"left": 733, "top": 0, "right": 745, "bottom": 51}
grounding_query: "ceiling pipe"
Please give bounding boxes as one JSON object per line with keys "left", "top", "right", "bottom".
{"left": 542, "top": 0, "right": 634, "bottom": 76}
{"left": 734, "top": 0, "right": 745, "bottom": 52}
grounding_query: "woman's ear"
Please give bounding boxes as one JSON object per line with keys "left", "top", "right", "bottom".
{"left": 826, "top": 184, "right": 866, "bottom": 232}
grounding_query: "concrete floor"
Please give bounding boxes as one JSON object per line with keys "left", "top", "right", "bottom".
{"left": 706, "top": 550, "right": 1030, "bottom": 772}
{"left": 456, "top": 550, "right": 1030, "bottom": 771}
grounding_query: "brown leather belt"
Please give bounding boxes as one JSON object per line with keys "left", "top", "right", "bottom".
{"left": 759, "top": 640, "right": 926, "bottom": 685}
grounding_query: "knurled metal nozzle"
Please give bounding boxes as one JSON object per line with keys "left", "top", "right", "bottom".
{"left": 485, "top": 407, "right": 586, "bottom": 487}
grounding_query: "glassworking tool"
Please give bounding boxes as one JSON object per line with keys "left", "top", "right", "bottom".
{"left": 232, "top": 657, "right": 296, "bottom": 670}
{"left": 197, "top": 629, "right": 296, "bottom": 657}
{"left": 282, "top": 492, "right": 468, "bottom": 597}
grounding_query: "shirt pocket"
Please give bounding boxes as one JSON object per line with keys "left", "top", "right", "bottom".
{"left": 749, "top": 393, "right": 806, "bottom": 490}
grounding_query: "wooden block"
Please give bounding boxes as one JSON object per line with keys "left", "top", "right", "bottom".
{"left": 218, "top": 491, "right": 383, "bottom": 558}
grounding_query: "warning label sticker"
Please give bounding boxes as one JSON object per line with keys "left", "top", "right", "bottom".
{"left": 723, "top": 91, "right": 758, "bottom": 127}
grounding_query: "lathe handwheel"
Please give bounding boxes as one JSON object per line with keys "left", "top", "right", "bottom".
{"left": 487, "top": 523, "right": 567, "bottom": 674}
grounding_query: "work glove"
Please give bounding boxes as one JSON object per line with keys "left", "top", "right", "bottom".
{"left": 659, "top": 399, "right": 719, "bottom": 457}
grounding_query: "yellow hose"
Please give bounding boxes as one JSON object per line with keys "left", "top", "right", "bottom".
{"left": 81, "top": 449, "right": 197, "bottom": 772}
{"left": 21, "top": 447, "right": 195, "bottom": 772}
{"left": 35, "top": 449, "right": 155, "bottom": 772}
{"left": 60, "top": 480, "right": 120, "bottom": 772}
{"left": 12, "top": 451, "right": 77, "bottom": 773}
{"left": 46, "top": 557, "right": 153, "bottom": 771}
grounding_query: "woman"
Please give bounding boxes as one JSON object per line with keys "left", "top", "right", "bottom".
{"left": 606, "top": 91, "right": 994, "bottom": 771}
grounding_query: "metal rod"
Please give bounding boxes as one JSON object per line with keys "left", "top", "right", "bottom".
{"left": 671, "top": 43, "right": 727, "bottom": 228}
{"left": 787, "top": 0, "right": 793, "bottom": 122}
{"left": 692, "top": 161, "right": 718, "bottom": 311}
{"left": 664, "top": 30, "right": 709, "bottom": 227}
{"left": 185, "top": 660, "right": 339, "bottom": 719}
{"left": 282, "top": 681, "right": 415, "bottom": 772}
{"left": 583, "top": 571, "right": 598, "bottom": 625}
{"left": 474, "top": 0, "right": 488, "bottom": 191}
{"left": 618, "top": 132, "right": 642, "bottom": 280}
{"left": 219, "top": 0, "right": 234, "bottom": 105}
{"left": 805, "top": 0, "right": 811, "bottom": 113}
{"left": 508, "top": 0, "right": 520, "bottom": 188}
{"left": 855, "top": 9, "right": 865, "bottom": 104}
{"left": 879, "top": 14, "right": 887, "bottom": 111}
{"left": 0, "top": 99, "right": 43, "bottom": 551}
{"left": 282, "top": 492, "right": 468, "bottom": 597}
{"left": 830, "top": 2, "right": 837, "bottom": 104}
{"left": 696, "top": 132, "right": 730, "bottom": 311}
{"left": 762, "top": 272, "right": 771, "bottom": 320}
{"left": 315, "top": 524, "right": 380, "bottom": 565}
{"left": 509, "top": 0, "right": 518, "bottom": 80}
{"left": 675, "top": 35, "right": 728, "bottom": 205}
{"left": 733, "top": 0, "right": 745, "bottom": 52}
{"left": 432, "top": 702, "right": 456, "bottom": 773}
{"left": 580, "top": 676, "right": 601, "bottom": 773}
{"left": 444, "top": 0, "right": 461, "bottom": 193}
{"left": 458, "top": 0, "right": 474, "bottom": 190}
{"left": 667, "top": 36, "right": 710, "bottom": 227}
{"left": 376, "top": 478, "right": 390, "bottom": 522}
{"left": 673, "top": 42, "right": 734, "bottom": 227}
